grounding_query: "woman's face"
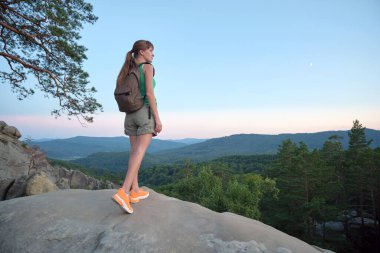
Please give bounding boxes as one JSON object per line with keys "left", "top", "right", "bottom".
{"left": 140, "top": 47, "right": 154, "bottom": 63}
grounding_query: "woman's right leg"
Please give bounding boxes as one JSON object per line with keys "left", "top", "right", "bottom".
{"left": 121, "top": 133, "right": 152, "bottom": 194}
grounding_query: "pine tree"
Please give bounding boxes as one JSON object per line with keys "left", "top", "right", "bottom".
{"left": 346, "top": 120, "right": 371, "bottom": 217}
{"left": 266, "top": 140, "right": 313, "bottom": 236}
{"left": 346, "top": 120, "right": 377, "bottom": 252}
{"left": 316, "top": 136, "right": 345, "bottom": 241}
{"left": 0, "top": 0, "right": 102, "bottom": 123}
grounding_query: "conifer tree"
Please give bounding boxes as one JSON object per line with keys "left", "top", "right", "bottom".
{"left": 345, "top": 120, "right": 378, "bottom": 251}
{"left": 346, "top": 120, "right": 371, "bottom": 218}
{"left": 316, "top": 136, "right": 345, "bottom": 241}
{"left": 0, "top": 0, "right": 102, "bottom": 123}
{"left": 266, "top": 140, "right": 311, "bottom": 236}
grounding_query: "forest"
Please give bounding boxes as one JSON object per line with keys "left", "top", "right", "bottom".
{"left": 140, "top": 120, "right": 380, "bottom": 253}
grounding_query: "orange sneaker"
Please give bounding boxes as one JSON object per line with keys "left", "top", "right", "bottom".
{"left": 130, "top": 196, "right": 140, "bottom": 204}
{"left": 130, "top": 188, "right": 149, "bottom": 202}
{"left": 112, "top": 188, "right": 133, "bottom": 214}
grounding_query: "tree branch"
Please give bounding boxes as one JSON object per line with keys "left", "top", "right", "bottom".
{"left": 0, "top": 26, "right": 7, "bottom": 51}
{"left": 0, "top": 51, "right": 63, "bottom": 89}
{"left": 3, "top": 3, "right": 45, "bottom": 28}
{"left": 2, "top": 56, "right": 25, "bottom": 83}
{"left": 4, "top": 51, "right": 87, "bottom": 122}
{"left": 0, "top": 21, "right": 54, "bottom": 60}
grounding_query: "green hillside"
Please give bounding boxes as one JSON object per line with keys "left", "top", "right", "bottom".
{"left": 138, "top": 154, "right": 277, "bottom": 187}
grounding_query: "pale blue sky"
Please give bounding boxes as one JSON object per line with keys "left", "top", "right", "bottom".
{"left": 1, "top": 0, "right": 379, "bottom": 139}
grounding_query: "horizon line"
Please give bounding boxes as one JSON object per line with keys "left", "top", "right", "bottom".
{"left": 24, "top": 127, "right": 380, "bottom": 141}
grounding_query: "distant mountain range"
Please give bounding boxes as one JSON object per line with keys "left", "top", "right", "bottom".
{"left": 153, "top": 129, "right": 380, "bottom": 162}
{"left": 69, "top": 128, "right": 380, "bottom": 172}
{"left": 30, "top": 136, "right": 195, "bottom": 160}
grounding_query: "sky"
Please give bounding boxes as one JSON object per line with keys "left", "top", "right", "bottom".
{"left": 1, "top": 0, "right": 379, "bottom": 140}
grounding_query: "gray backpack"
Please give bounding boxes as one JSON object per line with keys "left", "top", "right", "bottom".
{"left": 114, "top": 64, "right": 145, "bottom": 113}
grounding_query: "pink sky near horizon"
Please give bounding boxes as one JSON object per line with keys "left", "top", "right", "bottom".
{"left": 2, "top": 106, "right": 379, "bottom": 140}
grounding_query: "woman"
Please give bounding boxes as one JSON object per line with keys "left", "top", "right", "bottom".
{"left": 112, "top": 40, "right": 162, "bottom": 214}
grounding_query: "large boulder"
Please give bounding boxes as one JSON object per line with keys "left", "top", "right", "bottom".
{"left": 25, "top": 172, "right": 59, "bottom": 196}
{"left": 0, "top": 137, "right": 31, "bottom": 179}
{"left": 0, "top": 120, "right": 21, "bottom": 139}
{"left": 0, "top": 188, "right": 334, "bottom": 253}
{"left": 70, "top": 170, "right": 89, "bottom": 189}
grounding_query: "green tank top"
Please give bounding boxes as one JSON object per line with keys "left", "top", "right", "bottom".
{"left": 138, "top": 63, "right": 156, "bottom": 105}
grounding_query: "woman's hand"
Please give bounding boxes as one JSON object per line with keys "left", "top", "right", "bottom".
{"left": 155, "top": 118, "right": 162, "bottom": 133}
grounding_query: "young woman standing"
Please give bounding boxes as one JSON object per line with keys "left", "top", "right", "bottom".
{"left": 113, "top": 40, "right": 162, "bottom": 214}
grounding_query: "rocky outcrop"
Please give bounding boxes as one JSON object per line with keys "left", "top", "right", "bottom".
{"left": 0, "top": 188, "right": 334, "bottom": 253}
{"left": 0, "top": 120, "right": 21, "bottom": 140}
{"left": 25, "top": 171, "right": 59, "bottom": 196}
{"left": 0, "top": 121, "right": 117, "bottom": 200}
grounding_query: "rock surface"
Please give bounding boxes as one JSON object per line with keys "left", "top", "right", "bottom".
{"left": 0, "top": 121, "right": 117, "bottom": 200}
{"left": 0, "top": 188, "right": 334, "bottom": 253}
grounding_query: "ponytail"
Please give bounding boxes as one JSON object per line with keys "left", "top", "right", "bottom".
{"left": 117, "top": 50, "right": 134, "bottom": 86}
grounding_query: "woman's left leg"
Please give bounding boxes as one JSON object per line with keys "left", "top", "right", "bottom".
{"left": 128, "top": 135, "right": 140, "bottom": 192}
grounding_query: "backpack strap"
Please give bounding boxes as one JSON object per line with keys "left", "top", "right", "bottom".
{"left": 137, "top": 63, "right": 148, "bottom": 105}
{"left": 138, "top": 62, "right": 155, "bottom": 120}
{"left": 138, "top": 62, "right": 155, "bottom": 76}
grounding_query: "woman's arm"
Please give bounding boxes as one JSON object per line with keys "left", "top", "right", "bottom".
{"left": 144, "top": 64, "right": 162, "bottom": 133}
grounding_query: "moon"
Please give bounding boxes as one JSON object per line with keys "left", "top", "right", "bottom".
{"left": 309, "top": 62, "right": 313, "bottom": 67}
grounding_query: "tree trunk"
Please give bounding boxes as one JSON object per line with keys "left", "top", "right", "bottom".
{"left": 322, "top": 221, "right": 326, "bottom": 242}
{"left": 370, "top": 189, "right": 380, "bottom": 252}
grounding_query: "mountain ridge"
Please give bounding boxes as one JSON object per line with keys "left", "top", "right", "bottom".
{"left": 69, "top": 129, "right": 380, "bottom": 172}
{"left": 153, "top": 128, "right": 380, "bottom": 162}
{"left": 30, "top": 136, "right": 188, "bottom": 160}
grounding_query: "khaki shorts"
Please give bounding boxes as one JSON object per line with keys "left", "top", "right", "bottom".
{"left": 124, "top": 105, "right": 157, "bottom": 136}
